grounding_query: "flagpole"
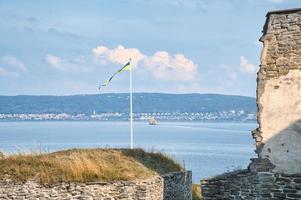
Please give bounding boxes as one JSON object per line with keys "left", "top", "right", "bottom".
{"left": 129, "top": 59, "right": 133, "bottom": 149}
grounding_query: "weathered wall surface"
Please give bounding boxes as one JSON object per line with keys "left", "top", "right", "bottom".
{"left": 200, "top": 8, "right": 301, "bottom": 200}
{"left": 0, "top": 171, "right": 192, "bottom": 200}
{"left": 0, "top": 177, "right": 163, "bottom": 200}
{"left": 163, "top": 171, "right": 192, "bottom": 200}
{"left": 201, "top": 170, "right": 301, "bottom": 200}
{"left": 253, "top": 8, "right": 301, "bottom": 174}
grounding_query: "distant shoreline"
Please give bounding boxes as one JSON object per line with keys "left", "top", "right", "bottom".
{"left": 0, "top": 120, "right": 257, "bottom": 123}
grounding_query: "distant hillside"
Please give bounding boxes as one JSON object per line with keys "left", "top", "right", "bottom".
{"left": 0, "top": 93, "right": 256, "bottom": 114}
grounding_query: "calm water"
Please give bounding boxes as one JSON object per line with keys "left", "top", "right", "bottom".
{"left": 0, "top": 121, "right": 257, "bottom": 182}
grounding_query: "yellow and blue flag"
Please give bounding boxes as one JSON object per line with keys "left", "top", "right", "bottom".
{"left": 99, "top": 59, "right": 131, "bottom": 89}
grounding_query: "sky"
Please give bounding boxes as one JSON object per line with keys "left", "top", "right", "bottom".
{"left": 0, "top": 0, "right": 300, "bottom": 97}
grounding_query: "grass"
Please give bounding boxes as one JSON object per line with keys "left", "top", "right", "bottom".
{"left": 192, "top": 184, "right": 202, "bottom": 200}
{"left": 0, "top": 148, "right": 182, "bottom": 184}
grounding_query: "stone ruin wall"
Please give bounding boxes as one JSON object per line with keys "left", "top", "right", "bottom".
{"left": 0, "top": 171, "right": 192, "bottom": 200}
{"left": 201, "top": 8, "right": 301, "bottom": 200}
{"left": 163, "top": 171, "right": 192, "bottom": 200}
{"left": 201, "top": 170, "right": 301, "bottom": 200}
{"left": 252, "top": 8, "right": 301, "bottom": 174}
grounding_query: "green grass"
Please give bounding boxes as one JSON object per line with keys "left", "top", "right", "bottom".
{"left": 0, "top": 148, "right": 182, "bottom": 184}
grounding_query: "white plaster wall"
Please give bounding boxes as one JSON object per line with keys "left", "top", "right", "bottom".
{"left": 259, "top": 69, "right": 301, "bottom": 173}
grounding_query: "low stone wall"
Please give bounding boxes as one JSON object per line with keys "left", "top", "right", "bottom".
{"left": 0, "top": 171, "right": 192, "bottom": 200}
{"left": 163, "top": 171, "right": 192, "bottom": 200}
{"left": 201, "top": 169, "right": 301, "bottom": 200}
{"left": 0, "top": 178, "right": 162, "bottom": 200}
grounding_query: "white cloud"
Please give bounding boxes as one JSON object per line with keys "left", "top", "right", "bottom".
{"left": 268, "top": 0, "right": 286, "bottom": 3}
{"left": 45, "top": 45, "right": 199, "bottom": 87}
{"left": 144, "top": 51, "right": 198, "bottom": 81}
{"left": 45, "top": 54, "right": 61, "bottom": 68}
{"left": 0, "top": 67, "right": 20, "bottom": 77}
{"left": 240, "top": 56, "right": 257, "bottom": 74}
{"left": 45, "top": 54, "right": 92, "bottom": 72}
{"left": 93, "top": 45, "right": 145, "bottom": 67}
{"left": 0, "top": 56, "right": 27, "bottom": 77}
{"left": 1, "top": 56, "right": 26, "bottom": 72}
{"left": 93, "top": 45, "right": 198, "bottom": 82}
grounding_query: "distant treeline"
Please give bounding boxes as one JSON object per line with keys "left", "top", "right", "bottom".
{"left": 0, "top": 93, "right": 256, "bottom": 114}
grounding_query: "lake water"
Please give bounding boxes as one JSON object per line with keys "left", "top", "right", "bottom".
{"left": 0, "top": 121, "right": 257, "bottom": 182}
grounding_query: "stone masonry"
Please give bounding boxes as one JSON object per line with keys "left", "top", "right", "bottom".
{"left": 252, "top": 7, "right": 301, "bottom": 174}
{"left": 0, "top": 171, "right": 192, "bottom": 200}
{"left": 201, "top": 8, "right": 301, "bottom": 200}
{"left": 201, "top": 170, "right": 301, "bottom": 200}
{"left": 163, "top": 171, "right": 192, "bottom": 200}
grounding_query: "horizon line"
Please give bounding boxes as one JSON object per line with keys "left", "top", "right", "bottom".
{"left": 0, "top": 92, "right": 255, "bottom": 98}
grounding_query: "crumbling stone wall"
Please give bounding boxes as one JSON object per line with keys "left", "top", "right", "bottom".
{"left": 163, "top": 171, "right": 192, "bottom": 200}
{"left": 0, "top": 171, "right": 192, "bottom": 200}
{"left": 201, "top": 170, "right": 301, "bottom": 200}
{"left": 0, "top": 177, "right": 163, "bottom": 200}
{"left": 252, "top": 8, "right": 301, "bottom": 174}
{"left": 200, "top": 8, "right": 301, "bottom": 199}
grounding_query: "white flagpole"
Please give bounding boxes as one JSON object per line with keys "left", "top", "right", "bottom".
{"left": 129, "top": 59, "right": 133, "bottom": 149}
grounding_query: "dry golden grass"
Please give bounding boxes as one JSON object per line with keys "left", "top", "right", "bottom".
{"left": 0, "top": 148, "right": 182, "bottom": 184}
{"left": 192, "top": 184, "right": 202, "bottom": 200}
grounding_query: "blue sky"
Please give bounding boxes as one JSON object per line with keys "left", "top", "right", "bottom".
{"left": 0, "top": 0, "right": 300, "bottom": 97}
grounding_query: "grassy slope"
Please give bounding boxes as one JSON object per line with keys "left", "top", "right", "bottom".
{"left": 0, "top": 148, "right": 182, "bottom": 184}
{"left": 192, "top": 184, "right": 202, "bottom": 200}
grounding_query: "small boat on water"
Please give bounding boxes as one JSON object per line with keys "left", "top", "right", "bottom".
{"left": 149, "top": 117, "right": 157, "bottom": 125}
